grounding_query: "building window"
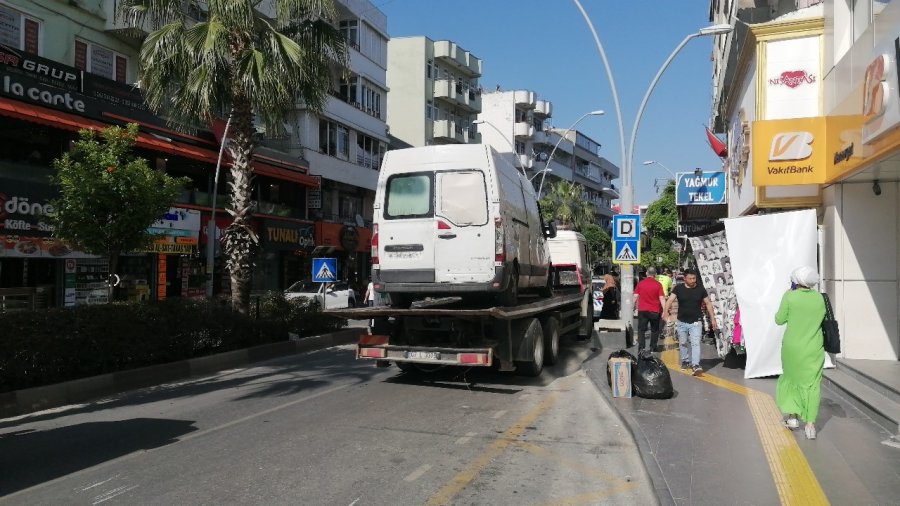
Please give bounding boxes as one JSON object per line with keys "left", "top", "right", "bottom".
{"left": 339, "top": 20, "right": 359, "bottom": 50}
{"left": 75, "top": 39, "right": 128, "bottom": 83}
{"left": 0, "top": 4, "right": 40, "bottom": 53}
{"left": 360, "top": 79, "right": 383, "bottom": 118}
{"left": 426, "top": 59, "right": 433, "bottom": 79}
{"left": 339, "top": 75, "right": 358, "bottom": 105}
{"left": 426, "top": 100, "right": 433, "bottom": 119}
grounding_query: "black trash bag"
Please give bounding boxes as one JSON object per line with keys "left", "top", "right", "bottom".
{"left": 632, "top": 356, "right": 674, "bottom": 399}
{"left": 606, "top": 349, "right": 637, "bottom": 386}
{"left": 723, "top": 347, "right": 747, "bottom": 369}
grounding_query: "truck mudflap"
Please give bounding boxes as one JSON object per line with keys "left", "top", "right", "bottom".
{"left": 356, "top": 335, "right": 493, "bottom": 367}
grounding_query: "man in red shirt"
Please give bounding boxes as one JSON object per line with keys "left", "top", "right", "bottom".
{"left": 633, "top": 267, "right": 666, "bottom": 356}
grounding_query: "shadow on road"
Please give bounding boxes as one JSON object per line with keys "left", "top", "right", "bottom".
{"left": 0, "top": 418, "right": 197, "bottom": 495}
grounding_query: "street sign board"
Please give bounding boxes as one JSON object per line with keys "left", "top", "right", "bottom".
{"left": 677, "top": 219, "right": 720, "bottom": 238}
{"left": 613, "top": 240, "right": 640, "bottom": 264}
{"left": 312, "top": 257, "right": 337, "bottom": 282}
{"left": 613, "top": 214, "right": 640, "bottom": 241}
{"left": 676, "top": 171, "right": 727, "bottom": 205}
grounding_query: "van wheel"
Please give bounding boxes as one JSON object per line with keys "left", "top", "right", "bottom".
{"left": 497, "top": 267, "right": 518, "bottom": 307}
{"left": 542, "top": 317, "right": 560, "bottom": 366}
{"left": 516, "top": 318, "right": 544, "bottom": 376}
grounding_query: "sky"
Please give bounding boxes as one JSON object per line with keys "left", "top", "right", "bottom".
{"left": 376, "top": 0, "right": 725, "bottom": 206}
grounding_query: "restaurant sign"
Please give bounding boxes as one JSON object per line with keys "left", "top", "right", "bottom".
{"left": 262, "top": 219, "right": 315, "bottom": 252}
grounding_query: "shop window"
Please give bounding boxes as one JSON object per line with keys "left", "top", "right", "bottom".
{"left": 0, "top": 4, "right": 40, "bottom": 53}
{"left": 74, "top": 39, "right": 128, "bottom": 83}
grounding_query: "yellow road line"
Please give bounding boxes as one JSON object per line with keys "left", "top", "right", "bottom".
{"left": 658, "top": 335, "right": 828, "bottom": 505}
{"left": 425, "top": 393, "right": 558, "bottom": 506}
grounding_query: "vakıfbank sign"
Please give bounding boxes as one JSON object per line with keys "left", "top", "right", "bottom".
{"left": 752, "top": 115, "right": 868, "bottom": 186}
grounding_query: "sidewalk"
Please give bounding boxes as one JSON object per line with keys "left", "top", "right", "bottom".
{"left": 583, "top": 327, "right": 900, "bottom": 505}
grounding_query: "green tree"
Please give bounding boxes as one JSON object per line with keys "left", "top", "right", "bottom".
{"left": 121, "top": 0, "right": 348, "bottom": 314}
{"left": 539, "top": 180, "right": 595, "bottom": 231}
{"left": 50, "top": 124, "right": 189, "bottom": 299}
{"left": 640, "top": 181, "right": 679, "bottom": 268}
{"left": 580, "top": 223, "right": 611, "bottom": 270}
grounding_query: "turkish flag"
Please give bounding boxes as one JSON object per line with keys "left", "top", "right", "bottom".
{"left": 705, "top": 127, "right": 727, "bottom": 158}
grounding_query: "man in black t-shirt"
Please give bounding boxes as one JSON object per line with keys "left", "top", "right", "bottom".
{"left": 663, "top": 269, "right": 718, "bottom": 376}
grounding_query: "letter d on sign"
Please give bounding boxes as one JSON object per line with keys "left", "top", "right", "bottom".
{"left": 619, "top": 221, "right": 633, "bottom": 236}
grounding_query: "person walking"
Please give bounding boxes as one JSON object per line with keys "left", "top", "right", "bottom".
{"left": 598, "top": 273, "right": 619, "bottom": 320}
{"left": 364, "top": 278, "right": 376, "bottom": 307}
{"left": 634, "top": 267, "right": 666, "bottom": 356}
{"left": 656, "top": 267, "right": 673, "bottom": 297}
{"left": 663, "top": 268, "right": 718, "bottom": 376}
{"left": 775, "top": 266, "right": 826, "bottom": 440}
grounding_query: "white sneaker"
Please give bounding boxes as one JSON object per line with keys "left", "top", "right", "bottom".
{"left": 805, "top": 424, "right": 817, "bottom": 440}
{"left": 783, "top": 417, "right": 800, "bottom": 430}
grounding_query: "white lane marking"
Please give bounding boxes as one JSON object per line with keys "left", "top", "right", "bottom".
{"left": 492, "top": 410, "right": 507, "bottom": 419}
{"left": 403, "top": 464, "right": 432, "bottom": 482}
{"left": 92, "top": 485, "right": 138, "bottom": 504}
{"left": 882, "top": 438, "right": 900, "bottom": 450}
{"left": 348, "top": 497, "right": 361, "bottom": 506}
{"left": 4, "top": 383, "right": 355, "bottom": 502}
{"left": 81, "top": 475, "right": 118, "bottom": 491}
{"left": 519, "top": 393, "right": 531, "bottom": 399}
{"left": 455, "top": 432, "right": 477, "bottom": 445}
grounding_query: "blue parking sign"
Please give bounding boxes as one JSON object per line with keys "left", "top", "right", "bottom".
{"left": 312, "top": 258, "right": 337, "bottom": 282}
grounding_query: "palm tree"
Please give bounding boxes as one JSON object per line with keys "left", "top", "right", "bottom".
{"left": 120, "top": 0, "right": 348, "bottom": 314}
{"left": 539, "top": 180, "right": 596, "bottom": 231}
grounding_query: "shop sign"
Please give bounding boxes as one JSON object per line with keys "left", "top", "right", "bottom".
{"left": 262, "top": 219, "right": 315, "bottom": 251}
{"left": 307, "top": 176, "right": 322, "bottom": 209}
{"left": 675, "top": 172, "right": 727, "bottom": 205}
{"left": 677, "top": 220, "right": 719, "bottom": 238}
{"left": 768, "top": 69, "right": 816, "bottom": 89}
{"left": 149, "top": 207, "right": 201, "bottom": 234}
{"left": 0, "top": 176, "right": 56, "bottom": 238}
{"left": 752, "top": 117, "right": 828, "bottom": 186}
{"left": 144, "top": 241, "right": 195, "bottom": 254}
{"left": 861, "top": 37, "right": 900, "bottom": 144}
{"left": 0, "top": 43, "right": 80, "bottom": 92}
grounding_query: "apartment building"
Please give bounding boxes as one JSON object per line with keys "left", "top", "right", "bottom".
{"left": 386, "top": 36, "right": 482, "bottom": 147}
{"left": 477, "top": 90, "right": 619, "bottom": 230}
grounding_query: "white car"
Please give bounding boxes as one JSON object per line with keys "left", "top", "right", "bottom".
{"left": 284, "top": 281, "right": 357, "bottom": 309}
{"left": 592, "top": 279, "right": 605, "bottom": 321}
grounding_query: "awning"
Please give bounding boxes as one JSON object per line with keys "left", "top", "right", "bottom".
{"left": 0, "top": 97, "right": 219, "bottom": 164}
{"left": 253, "top": 159, "right": 320, "bottom": 188}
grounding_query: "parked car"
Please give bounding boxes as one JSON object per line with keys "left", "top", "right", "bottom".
{"left": 372, "top": 144, "right": 555, "bottom": 307}
{"left": 591, "top": 279, "right": 605, "bottom": 321}
{"left": 284, "top": 281, "right": 357, "bottom": 309}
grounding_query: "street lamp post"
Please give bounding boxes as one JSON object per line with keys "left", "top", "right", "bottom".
{"left": 472, "top": 119, "right": 522, "bottom": 174}
{"left": 572, "top": 0, "right": 732, "bottom": 321}
{"left": 529, "top": 168, "right": 552, "bottom": 182}
{"left": 642, "top": 160, "right": 677, "bottom": 180}
{"left": 537, "top": 110, "right": 604, "bottom": 195}
{"left": 205, "top": 115, "right": 231, "bottom": 298}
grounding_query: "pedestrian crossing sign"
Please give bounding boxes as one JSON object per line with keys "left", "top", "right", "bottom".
{"left": 613, "top": 240, "right": 640, "bottom": 265}
{"left": 312, "top": 258, "right": 338, "bottom": 282}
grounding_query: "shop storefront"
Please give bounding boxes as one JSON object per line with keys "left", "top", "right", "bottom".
{"left": 256, "top": 218, "right": 315, "bottom": 292}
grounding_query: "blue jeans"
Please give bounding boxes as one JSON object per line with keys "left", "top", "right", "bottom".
{"left": 676, "top": 320, "right": 702, "bottom": 367}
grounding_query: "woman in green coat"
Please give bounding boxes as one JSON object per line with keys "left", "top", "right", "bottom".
{"left": 774, "top": 266, "right": 826, "bottom": 440}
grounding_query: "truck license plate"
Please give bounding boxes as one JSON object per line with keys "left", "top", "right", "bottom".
{"left": 406, "top": 351, "right": 440, "bottom": 360}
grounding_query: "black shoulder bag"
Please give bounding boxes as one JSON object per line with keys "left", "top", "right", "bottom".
{"left": 821, "top": 292, "right": 841, "bottom": 354}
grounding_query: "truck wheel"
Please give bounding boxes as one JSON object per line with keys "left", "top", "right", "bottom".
{"left": 497, "top": 267, "right": 518, "bottom": 307}
{"left": 516, "top": 318, "right": 544, "bottom": 376}
{"left": 579, "top": 292, "right": 594, "bottom": 339}
{"left": 542, "top": 316, "right": 560, "bottom": 366}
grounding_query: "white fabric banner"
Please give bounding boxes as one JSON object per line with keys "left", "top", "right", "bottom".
{"left": 724, "top": 209, "right": 830, "bottom": 379}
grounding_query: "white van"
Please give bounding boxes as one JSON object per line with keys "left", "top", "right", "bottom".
{"left": 547, "top": 230, "right": 591, "bottom": 291}
{"left": 372, "top": 144, "right": 554, "bottom": 307}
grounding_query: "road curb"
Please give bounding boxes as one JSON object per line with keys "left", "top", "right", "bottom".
{"left": 0, "top": 328, "right": 365, "bottom": 419}
{"left": 582, "top": 330, "right": 671, "bottom": 506}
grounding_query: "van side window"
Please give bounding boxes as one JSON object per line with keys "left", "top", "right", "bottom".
{"left": 438, "top": 171, "right": 488, "bottom": 226}
{"left": 385, "top": 173, "right": 434, "bottom": 219}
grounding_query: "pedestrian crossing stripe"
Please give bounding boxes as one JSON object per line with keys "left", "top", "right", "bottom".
{"left": 615, "top": 242, "right": 637, "bottom": 262}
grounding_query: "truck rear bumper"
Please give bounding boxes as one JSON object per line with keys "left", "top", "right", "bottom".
{"left": 357, "top": 339, "right": 493, "bottom": 367}
{"left": 373, "top": 266, "right": 506, "bottom": 294}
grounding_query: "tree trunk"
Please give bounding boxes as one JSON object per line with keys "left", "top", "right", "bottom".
{"left": 222, "top": 98, "right": 258, "bottom": 315}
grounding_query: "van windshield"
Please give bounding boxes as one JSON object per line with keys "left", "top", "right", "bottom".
{"left": 385, "top": 173, "right": 433, "bottom": 219}
{"left": 438, "top": 171, "right": 487, "bottom": 226}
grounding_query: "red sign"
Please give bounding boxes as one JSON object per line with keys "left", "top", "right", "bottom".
{"left": 768, "top": 70, "right": 816, "bottom": 88}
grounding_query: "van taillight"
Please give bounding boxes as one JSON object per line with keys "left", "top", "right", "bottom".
{"left": 371, "top": 224, "right": 379, "bottom": 266}
{"left": 494, "top": 217, "right": 504, "bottom": 263}
{"left": 437, "top": 220, "right": 451, "bottom": 230}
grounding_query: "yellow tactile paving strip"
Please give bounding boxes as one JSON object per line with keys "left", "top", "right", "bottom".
{"left": 660, "top": 335, "right": 829, "bottom": 506}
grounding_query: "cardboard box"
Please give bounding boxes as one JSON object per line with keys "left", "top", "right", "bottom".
{"left": 609, "top": 357, "right": 632, "bottom": 398}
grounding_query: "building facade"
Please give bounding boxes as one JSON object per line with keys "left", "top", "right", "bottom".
{"left": 477, "top": 90, "right": 619, "bottom": 230}
{"left": 386, "top": 36, "right": 482, "bottom": 147}
{"left": 709, "top": 0, "right": 900, "bottom": 362}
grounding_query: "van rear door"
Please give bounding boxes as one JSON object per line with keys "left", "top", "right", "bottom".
{"left": 380, "top": 172, "right": 436, "bottom": 282}
{"left": 434, "top": 170, "right": 494, "bottom": 283}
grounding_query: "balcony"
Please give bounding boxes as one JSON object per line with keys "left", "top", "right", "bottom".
{"left": 513, "top": 121, "right": 534, "bottom": 138}
{"left": 513, "top": 90, "right": 536, "bottom": 107}
{"left": 465, "top": 53, "right": 482, "bottom": 76}
{"left": 534, "top": 100, "right": 552, "bottom": 117}
{"left": 103, "top": 0, "right": 149, "bottom": 40}
{"left": 434, "top": 79, "right": 457, "bottom": 103}
{"left": 459, "top": 88, "right": 481, "bottom": 113}
{"left": 433, "top": 119, "right": 454, "bottom": 141}
{"left": 517, "top": 154, "right": 533, "bottom": 169}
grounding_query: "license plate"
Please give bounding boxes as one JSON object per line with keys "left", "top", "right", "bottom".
{"left": 387, "top": 251, "right": 422, "bottom": 259}
{"left": 406, "top": 351, "right": 440, "bottom": 360}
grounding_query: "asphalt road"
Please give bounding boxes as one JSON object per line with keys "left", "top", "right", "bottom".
{"left": 0, "top": 335, "right": 655, "bottom": 505}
